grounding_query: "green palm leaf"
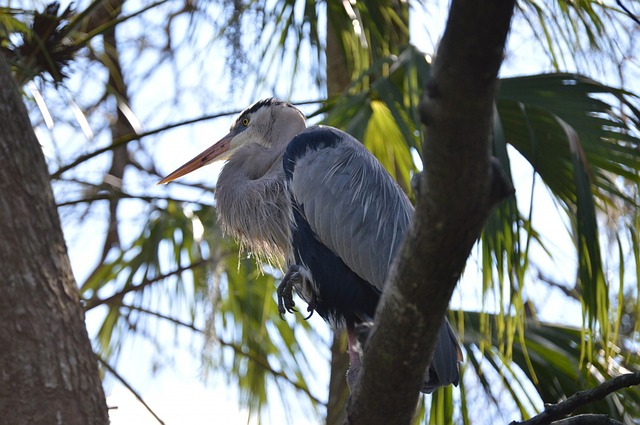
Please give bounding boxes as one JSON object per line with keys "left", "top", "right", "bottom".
{"left": 497, "top": 73, "right": 640, "bottom": 340}
{"left": 458, "top": 311, "right": 640, "bottom": 423}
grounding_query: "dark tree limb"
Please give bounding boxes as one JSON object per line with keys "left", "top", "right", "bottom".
{"left": 510, "top": 372, "right": 640, "bottom": 425}
{"left": 346, "top": 1, "right": 516, "bottom": 423}
{"left": 549, "top": 415, "right": 623, "bottom": 425}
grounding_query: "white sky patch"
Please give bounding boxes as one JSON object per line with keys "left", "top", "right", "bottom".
{"left": 108, "top": 382, "right": 252, "bottom": 425}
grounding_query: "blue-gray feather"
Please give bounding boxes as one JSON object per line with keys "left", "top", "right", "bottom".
{"left": 284, "top": 126, "right": 461, "bottom": 392}
{"left": 285, "top": 126, "right": 412, "bottom": 291}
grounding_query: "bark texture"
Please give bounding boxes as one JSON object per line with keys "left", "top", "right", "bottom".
{"left": 0, "top": 55, "right": 109, "bottom": 424}
{"left": 347, "top": 1, "right": 516, "bottom": 423}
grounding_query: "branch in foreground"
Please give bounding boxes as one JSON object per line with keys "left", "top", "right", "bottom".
{"left": 346, "top": 1, "right": 516, "bottom": 424}
{"left": 511, "top": 372, "right": 640, "bottom": 425}
{"left": 549, "top": 414, "right": 623, "bottom": 425}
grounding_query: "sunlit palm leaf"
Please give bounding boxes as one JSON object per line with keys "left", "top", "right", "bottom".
{"left": 321, "top": 46, "right": 430, "bottom": 193}
{"left": 82, "top": 199, "right": 323, "bottom": 421}
{"left": 211, "top": 246, "right": 323, "bottom": 421}
{"left": 81, "top": 202, "right": 217, "bottom": 359}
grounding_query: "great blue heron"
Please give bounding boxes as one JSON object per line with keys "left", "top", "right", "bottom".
{"left": 160, "top": 98, "right": 461, "bottom": 392}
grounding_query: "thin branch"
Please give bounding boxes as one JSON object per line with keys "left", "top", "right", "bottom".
{"left": 74, "top": 1, "right": 169, "bottom": 48}
{"left": 98, "top": 355, "right": 166, "bottom": 425}
{"left": 616, "top": 0, "right": 640, "bottom": 26}
{"left": 83, "top": 259, "right": 209, "bottom": 310}
{"left": 56, "top": 191, "right": 202, "bottom": 207}
{"left": 120, "top": 304, "right": 324, "bottom": 405}
{"left": 511, "top": 372, "right": 640, "bottom": 425}
{"left": 537, "top": 272, "right": 580, "bottom": 300}
{"left": 49, "top": 98, "right": 326, "bottom": 180}
{"left": 122, "top": 304, "right": 201, "bottom": 332}
{"left": 49, "top": 110, "right": 240, "bottom": 179}
{"left": 214, "top": 335, "right": 325, "bottom": 406}
{"left": 56, "top": 176, "right": 214, "bottom": 205}
{"left": 549, "top": 414, "right": 623, "bottom": 425}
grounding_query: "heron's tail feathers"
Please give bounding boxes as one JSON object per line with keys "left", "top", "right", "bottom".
{"left": 421, "top": 319, "right": 462, "bottom": 393}
{"left": 353, "top": 318, "right": 462, "bottom": 394}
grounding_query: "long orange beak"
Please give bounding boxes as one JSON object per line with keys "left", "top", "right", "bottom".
{"left": 158, "top": 133, "right": 233, "bottom": 184}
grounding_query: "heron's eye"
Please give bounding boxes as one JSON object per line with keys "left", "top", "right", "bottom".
{"left": 242, "top": 118, "right": 249, "bottom": 126}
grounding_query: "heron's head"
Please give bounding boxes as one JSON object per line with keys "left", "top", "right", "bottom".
{"left": 159, "top": 98, "right": 306, "bottom": 184}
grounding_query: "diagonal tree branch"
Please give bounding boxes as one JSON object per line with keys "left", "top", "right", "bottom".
{"left": 49, "top": 110, "right": 241, "bottom": 179}
{"left": 510, "top": 372, "right": 640, "bottom": 425}
{"left": 118, "top": 303, "right": 324, "bottom": 405}
{"left": 49, "top": 99, "right": 325, "bottom": 180}
{"left": 98, "top": 355, "right": 165, "bottom": 425}
{"left": 547, "top": 414, "right": 623, "bottom": 425}
{"left": 347, "top": 1, "right": 516, "bottom": 423}
{"left": 83, "top": 259, "right": 209, "bottom": 310}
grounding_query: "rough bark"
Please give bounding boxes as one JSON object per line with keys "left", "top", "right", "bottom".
{"left": 346, "top": 1, "right": 516, "bottom": 424}
{"left": 0, "top": 54, "right": 109, "bottom": 424}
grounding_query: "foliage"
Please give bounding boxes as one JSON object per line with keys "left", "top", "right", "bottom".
{"left": 3, "top": 0, "right": 640, "bottom": 423}
{"left": 1, "top": 2, "right": 77, "bottom": 84}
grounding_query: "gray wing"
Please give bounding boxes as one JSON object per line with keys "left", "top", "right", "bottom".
{"left": 285, "top": 126, "right": 413, "bottom": 291}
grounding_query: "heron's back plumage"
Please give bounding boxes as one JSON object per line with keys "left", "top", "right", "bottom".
{"left": 284, "top": 126, "right": 412, "bottom": 291}
{"left": 283, "top": 126, "right": 461, "bottom": 392}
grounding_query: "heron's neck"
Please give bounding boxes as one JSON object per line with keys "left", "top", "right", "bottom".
{"left": 231, "top": 143, "right": 284, "bottom": 180}
{"left": 215, "top": 143, "right": 290, "bottom": 265}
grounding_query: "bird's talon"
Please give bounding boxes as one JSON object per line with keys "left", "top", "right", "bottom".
{"left": 303, "top": 297, "right": 315, "bottom": 320}
{"left": 277, "top": 265, "right": 302, "bottom": 319}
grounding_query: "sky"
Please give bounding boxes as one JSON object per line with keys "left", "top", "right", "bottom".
{"left": 28, "top": 0, "right": 639, "bottom": 423}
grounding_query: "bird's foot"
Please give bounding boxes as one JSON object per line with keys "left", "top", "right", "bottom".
{"left": 277, "top": 265, "right": 302, "bottom": 319}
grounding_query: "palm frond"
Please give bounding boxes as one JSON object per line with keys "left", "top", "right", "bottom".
{"left": 459, "top": 311, "right": 640, "bottom": 423}
{"left": 497, "top": 73, "right": 640, "bottom": 340}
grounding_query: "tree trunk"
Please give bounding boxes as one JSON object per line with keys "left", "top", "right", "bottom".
{"left": 0, "top": 54, "right": 109, "bottom": 424}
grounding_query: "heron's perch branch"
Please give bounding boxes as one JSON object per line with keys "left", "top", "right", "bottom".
{"left": 346, "top": 0, "right": 516, "bottom": 423}
{"left": 510, "top": 372, "right": 640, "bottom": 425}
